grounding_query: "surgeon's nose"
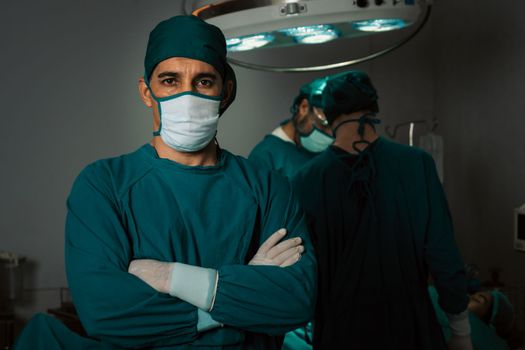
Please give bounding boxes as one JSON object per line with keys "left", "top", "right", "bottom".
{"left": 179, "top": 79, "right": 194, "bottom": 94}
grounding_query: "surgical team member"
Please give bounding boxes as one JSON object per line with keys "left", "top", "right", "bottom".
{"left": 14, "top": 15, "right": 316, "bottom": 350}
{"left": 249, "top": 78, "right": 334, "bottom": 179}
{"left": 291, "top": 70, "right": 473, "bottom": 350}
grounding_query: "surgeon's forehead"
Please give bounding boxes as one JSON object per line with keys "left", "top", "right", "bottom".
{"left": 152, "top": 57, "right": 221, "bottom": 78}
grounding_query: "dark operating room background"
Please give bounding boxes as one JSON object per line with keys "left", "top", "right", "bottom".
{"left": 0, "top": 0, "right": 524, "bottom": 329}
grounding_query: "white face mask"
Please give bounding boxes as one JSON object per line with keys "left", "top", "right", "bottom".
{"left": 153, "top": 91, "right": 221, "bottom": 152}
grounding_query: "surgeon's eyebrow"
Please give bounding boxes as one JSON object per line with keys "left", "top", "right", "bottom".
{"left": 156, "top": 72, "right": 219, "bottom": 83}
{"left": 193, "top": 72, "right": 219, "bottom": 81}
{"left": 157, "top": 71, "right": 180, "bottom": 79}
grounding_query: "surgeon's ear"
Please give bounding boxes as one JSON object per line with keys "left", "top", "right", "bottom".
{"left": 220, "top": 79, "right": 234, "bottom": 108}
{"left": 297, "top": 98, "right": 310, "bottom": 120}
{"left": 138, "top": 77, "right": 154, "bottom": 108}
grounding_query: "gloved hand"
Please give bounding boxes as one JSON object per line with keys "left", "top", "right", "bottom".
{"left": 446, "top": 310, "right": 473, "bottom": 350}
{"left": 128, "top": 259, "right": 172, "bottom": 294}
{"left": 249, "top": 228, "right": 304, "bottom": 267}
{"left": 448, "top": 335, "right": 473, "bottom": 350}
{"left": 129, "top": 259, "right": 217, "bottom": 311}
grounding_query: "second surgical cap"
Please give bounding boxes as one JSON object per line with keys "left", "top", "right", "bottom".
{"left": 321, "top": 70, "right": 379, "bottom": 124}
{"left": 290, "top": 77, "right": 328, "bottom": 115}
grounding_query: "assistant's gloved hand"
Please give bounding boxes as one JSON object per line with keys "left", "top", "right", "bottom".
{"left": 446, "top": 310, "right": 473, "bottom": 350}
{"left": 447, "top": 335, "right": 473, "bottom": 350}
{"left": 248, "top": 228, "right": 304, "bottom": 267}
{"left": 129, "top": 259, "right": 218, "bottom": 311}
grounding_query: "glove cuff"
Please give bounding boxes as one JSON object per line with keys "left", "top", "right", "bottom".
{"left": 169, "top": 263, "right": 218, "bottom": 311}
{"left": 446, "top": 309, "right": 471, "bottom": 337}
{"left": 197, "top": 309, "right": 222, "bottom": 332}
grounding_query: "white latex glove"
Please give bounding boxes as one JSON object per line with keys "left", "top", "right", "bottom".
{"left": 249, "top": 228, "right": 304, "bottom": 267}
{"left": 128, "top": 259, "right": 172, "bottom": 294}
{"left": 448, "top": 335, "right": 473, "bottom": 350}
{"left": 129, "top": 260, "right": 217, "bottom": 311}
{"left": 129, "top": 261, "right": 222, "bottom": 330}
{"left": 447, "top": 310, "right": 473, "bottom": 350}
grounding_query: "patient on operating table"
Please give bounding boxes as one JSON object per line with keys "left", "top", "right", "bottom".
{"left": 429, "top": 286, "right": 520, "bottom": 350}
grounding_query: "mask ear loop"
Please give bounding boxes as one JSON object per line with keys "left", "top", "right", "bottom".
{"left": 145, "top": 74, "right": 164, "bottom": 137}
{"left": 332, "top": 112, "right": 380, "bottom": 154}
{"left": 213, "top": 89, "right": 225, "bottom": 157}
{"left": 153, "top": 95, "right": 163, "bottom": 137}
{"left": 213, "top": 136, "right": 222, "bottom": 159}
{"left": 333, "top": 113, "right": 381, "bottom": 221}
{"left": 218, "top": 88, "right": 228, "bottom": 116}
{"left": 211, "top": 87, "right": 223, "bottom": 158}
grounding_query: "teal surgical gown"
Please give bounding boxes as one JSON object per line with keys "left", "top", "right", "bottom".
{"left": 291, "top": 137, "right": 468, "bottom": 350}
{"left": 249, "top": 135, "right": 315, "bottom": 179}
{"left": 428, "top": 286, "right": 510, "bottom": 350}
{"left": 15, "top": 144, "right": 316, "bottom": 350}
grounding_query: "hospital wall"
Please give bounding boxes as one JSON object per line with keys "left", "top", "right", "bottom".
{"left": 431, "top": 1, "right": 525, "bottom": 287}
{"left": 0, "top": 0, "right": 523, "bottom": 331}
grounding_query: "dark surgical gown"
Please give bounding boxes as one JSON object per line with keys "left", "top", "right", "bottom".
{"left": 249, "top": 134, "right": 316, "bottom": 179}
{"left": 14, "top": 144, "right": 316, "bottom": 350}
{"left": 291, "top": 137, "right": 468, "bottom": 350}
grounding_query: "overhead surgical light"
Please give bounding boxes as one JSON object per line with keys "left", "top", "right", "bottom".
{"left": 226, "top": 33, "right": 275, "bottom": 52}
{"left": 187, "top": 0, "right": 433, "bottom": 72}
{"left": 280, "top": 25, "right": 340, "bottom": 44}
{"left": 353, "top": 18, "right": 407, "bottom": 32}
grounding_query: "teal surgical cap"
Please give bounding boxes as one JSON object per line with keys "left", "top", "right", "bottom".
{"left": 490, "top": 291, "right": 515, "bottom": 336}
{"left": 290, "top": 77, "right": 329, "bottom": 115}
{"left": 321, "top": 70, "right": 379, "bottom": 125}
{"left": 144, "top": 15, "right": 236, "bottom": 114}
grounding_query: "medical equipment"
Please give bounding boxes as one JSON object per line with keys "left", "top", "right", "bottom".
{"left": 185, "top": 0, "right": 433, "bottom": 72}
{"left": 419, "top": 131, "right": 444, "bottom": 183}
{"left": 385, "top": 118, "right": 438, "bottom": 146}
{"left": 0, "top": 251, "right": 26, "bottom": 303}
{"left": 0, "top": 252, "right": 25, "bottom": 350}
{"left": 385, "top": 118, "right": 444, "bottom": 183}
{"left": 514, "top": 203, "right": 525, "bottom": 253}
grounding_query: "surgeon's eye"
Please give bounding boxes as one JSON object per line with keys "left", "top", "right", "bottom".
{"left": 196, "top": 79, "right": 214, "bottom": 88}
{"left": 161, "top": 78, "right": 177, "bottom": 86}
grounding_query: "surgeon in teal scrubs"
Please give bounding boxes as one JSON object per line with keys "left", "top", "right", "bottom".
{"left": 14, "top": 15, "right": 316, "bottom": 350}
{"left": 249, "top": 78, "right": 334, "bottom": 179}
{"left": 292, "top": 71, "right": 472, "bottom": 350}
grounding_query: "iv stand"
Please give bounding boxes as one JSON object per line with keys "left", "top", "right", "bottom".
{"left": 385, "top": 118, "right": 438, "bottom": 146}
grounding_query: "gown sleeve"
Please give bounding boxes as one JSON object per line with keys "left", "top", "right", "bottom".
{"left": 210, "top": 173, "right": 317, "bottom": 335}
{"left": 248, "top": 143, "right": 274, "bottom": 172}
{"left": 422, "top": 153, "right": 469, "bottom": 315}
{"left": 65, "top": 164, "right": 199, "bottom": 348}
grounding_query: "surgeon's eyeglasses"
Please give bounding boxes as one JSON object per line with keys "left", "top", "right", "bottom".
{"left": 311, "top": 107, "right": 329, "bottom": 127}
